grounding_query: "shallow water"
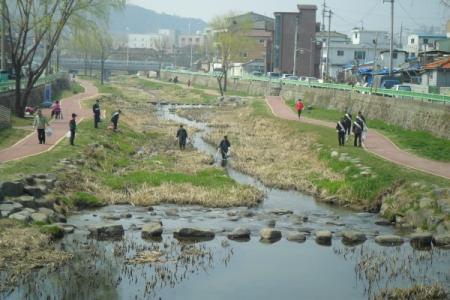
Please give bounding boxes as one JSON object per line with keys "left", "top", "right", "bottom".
{"left": 3, "top": 104, "right": 449, "bottom": 300}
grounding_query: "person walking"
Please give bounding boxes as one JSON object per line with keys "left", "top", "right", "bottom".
{"left": 69, "top": 113, "right": 77, "bottom": 146}
{"left": 176, "top": 125, "right": 188, "bottom": 150}
{"left": 93, "top": 99, "right": 101, "bottom": 128}
{"left": 33, "top": 109, "right": 49, "bottom": 144}
{"left": 352, "top": 118, "right": 364, "bottom": 147}
{"left": 336, "top": 118, "right": 346, "bottom": 146}
{"left": 111, "top": 109, "right": 121, "bottom": 132}
{"left": 295, "top": 99, "right": 304, "bottom": 119}
{"left": 343, "top": 113, "right": 352, "bottom": 137}
{"left": 51, "top": 100, "right": 62, "bottom": 119}
{"left": 218, "top": 136, "right": 231, "bottom": 160}
{"left": 356, "top": 111, "right": 368, "bottom": 141}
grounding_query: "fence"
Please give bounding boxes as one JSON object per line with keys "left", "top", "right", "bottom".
{"left": 0, "top": 105, "right": 11, "bottom": 129}
{"left": 0, "top": 72, "right": 68, "bottom": 93}
{"left": 164, "top": 69, "right": 450, "bottom": 104}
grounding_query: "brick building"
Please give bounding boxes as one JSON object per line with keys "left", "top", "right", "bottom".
{"left": 273, "top": 5, "right": 319, "bottom": 77}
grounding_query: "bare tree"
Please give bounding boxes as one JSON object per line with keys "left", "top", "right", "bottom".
{"left": 2, "top": 0, "right": 124, "bottom": 117}
{"left": 153, "top": 35, "right": 171, "bottom": 78}
{"left": 209, "top": 13, "right": 255, "bottom": 96}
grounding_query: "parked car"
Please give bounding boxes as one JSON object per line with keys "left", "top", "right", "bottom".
{"left": 267, "top": 72, "right": 281, "bottom": 79}
{"left": 284, "top": 75, "right": 299, "bottom": 81}
{"left": 251, "top": 71, "right": 263, "bottom": 77}
{"left": 299, "top": 76, "right": 318, "bottom": 84}
{"left": 392, "top": 85, "right": 411, "bottom": 92}
{"left": 380, "top": 79, "right": 400, "bottom": 89}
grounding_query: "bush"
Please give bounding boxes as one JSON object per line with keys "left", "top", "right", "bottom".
{"left": 40, "top": 225, "right": 64, "bottom": 239}
{"left": 70, "top": 192, "right": 104, "bottom": 209}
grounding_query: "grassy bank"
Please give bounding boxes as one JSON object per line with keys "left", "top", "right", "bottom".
{"left": 0, "top": 127, "right": 30, "bottom": 150}
{"left": 287, "top": 99, "right": 450, "bottom": 162}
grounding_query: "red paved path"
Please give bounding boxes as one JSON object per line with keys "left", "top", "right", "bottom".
{"left": 0, "top": 80, "right": 98, "bottom": 163}
{"left": 266, "top": 96, "right": 450, "bottom": 180}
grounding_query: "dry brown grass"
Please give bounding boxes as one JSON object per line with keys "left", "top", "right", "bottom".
{"left": 0, "top": 220, "right": 72, "bottom": 291}
{"left": 195, "top": 103, "right": 341, "bottom": 195}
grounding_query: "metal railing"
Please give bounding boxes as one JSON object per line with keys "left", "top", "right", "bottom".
{"left": 0, "top": 72, "right": 68, "bottom": 93}
{"left": 163, "top": 69, "right": 450, "bottom": 104}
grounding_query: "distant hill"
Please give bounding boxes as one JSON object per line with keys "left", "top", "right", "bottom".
{"left": 109, "top": 4, "right": 207, "bottom": 34}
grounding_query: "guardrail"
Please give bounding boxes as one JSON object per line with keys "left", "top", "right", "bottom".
{"left": 164, "top": 69, "right": 450, "bottom": 104}
{"left": 0, "top": 72, "right": 68, "bottom": 93}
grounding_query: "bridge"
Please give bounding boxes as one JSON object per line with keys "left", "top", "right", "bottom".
{"left": 59, "top": 58, "right": 162, "bottom": 72}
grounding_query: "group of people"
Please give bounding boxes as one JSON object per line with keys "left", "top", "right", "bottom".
{"left": 336, "top": 111, "right": 367, "bottom": 147}
{"left": 176, "top": 125, "right": 231, "bottom": 161}
{"left": 33, "top": 98, "right": 122, "bottom": 146}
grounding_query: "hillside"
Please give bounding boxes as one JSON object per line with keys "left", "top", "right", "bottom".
{"left": 109, "top": 4, "right": 207, "bottom": 34}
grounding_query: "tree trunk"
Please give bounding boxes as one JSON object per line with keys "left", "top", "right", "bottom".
{"left": 223, "top": 69, "right": 228, "bottom": 93}
{"left": 84, "top": 52, "right": 88, "bottom": 76}
{"left": 14, "top": 71, "right": 24, "bottom": 117}
{"left": 216, "top": 76, "right": 224, "bottom": 96}
{"left": 100, "top": 49, "right": 104, "bottom": 85}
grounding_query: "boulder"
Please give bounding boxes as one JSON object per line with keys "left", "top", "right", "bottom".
{"left": 9, "top": 211, "right": 32, "bottom": 222}
{"left": 419, "top": 197, "right": 434, "bottom": 209}
{"left": 0, "top": 189, "right": 3, "bottom": 202}
{"left": 315, "top": 230, "right": 332, "bottom": 245}
{"left": 432, "top": 188, "right": 448, "bottom": 198}
{"left": 141, "top": 222, "right": 163, "bottom": 238}
{"left": 24, "top": 176, "right": 36, "bottom": 185}
{"left": 55, "top": 223, "right": 75, "bottom": 234}
{"left": 341, "top": 231, "right": 367, "bottom": 245}
{"left": 35, "top": 197, "right": 55, "bottom": 209}
{"left": 433, "top": 234, "right": 450, "bottom": 247}
{"left": 31, "top": 212, "right": 49, "bottom": 223}
{"left": 374, "top": 235, "right": 404, "bottom": 246}
{"left": 268, "top": 208, "right": 293, "bottom": 216}
{"left": 375, "top": 219, "right": 392, "bottom": 226}
{"left": 0, "top": 202, "right": 24, "bottom": 217}
{"left": 165, "top": 208, "right": 179, "bottom": 217}
{"left": 15, "top": 195, "right": 36, "bottom": 208}
{"left": 38, "top": 207, "right": 56, "bottom": 221}
{"left": 410, "top": 232, "right": 433, "bottom": 248}
{"left": 239, "top": 210, "right": 255, "bottom": 218}
{"left": 1, "top": 182, "right": 24, "bottom": 197}
{"left": 228, "top": 216, "right": 240, "bottom": 222}
{"left": 227, "top": 227, "right": 251, "bottom": 240}
{"left": 24, "top": 185, "right": 48, "bottom": 198}
{"left": 331, "top": 151, "right": 339, "bottom": 158}
{"left": 102, "top": 214, "right": 121, "bottom": 221}
{"left": 120, "top": 213, "right": 132, "bottom": 219}
{"left": 88, "top": 224, "right": 124, "bottom": 239}
{"left": 173, "top": 228, "right": 215, "bottom": 240}
{"left": 259, "top": 228, "right": 282, "bottom": 242}
{"left": 286, "top": 232, "right": 307, "bottom": 242}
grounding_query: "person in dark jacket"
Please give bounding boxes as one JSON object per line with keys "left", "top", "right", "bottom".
{"left": 93, "top": 99, "right": 101, "bottom": 128}
{"left": 353, "top": 118, "right": 364, "bottom": 147}
{"left": 356, "top": 111, "right": 366, "bottom": 125}
{"left": 343, "top": 113, "right": 352, "bottom": 137}
{"left": 218, "top": 136, "right": 231, "bottom": 160}
{"left": 176, "top": 125, "right": 188, "bottom": 150}
{"left": 111, "top": 110, "right": 121, "bottom": 132}
{"left": 69, "top": 113, "right": 77, "bottom": 145}
{"left": 336, "top": 118, "right": 346, "bottom": 146}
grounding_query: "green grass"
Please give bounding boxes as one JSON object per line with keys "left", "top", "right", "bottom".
{"left": 103, "top": 169, "right": 235, "bottom": 190}
{"left": 53, "top": 81, "right": 85, "bottom": 101}
{"left": 68, "top": 192, "right": 104, "bottom": 209}
{"left": 11, "top": 116, "right": 34, "bottom": 127}
{"left": 0, "top": 127, "right": 30, "bottom": 150}
{"left": 253, "top": 100, "right": 449, "bottom": 204}
{"left": 287, "top": 99, "right": 450, "bottom": 162}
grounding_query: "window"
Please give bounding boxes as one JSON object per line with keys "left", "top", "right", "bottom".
{"left": 354, "top": 33, "right": 358, "bottom": 39}
{"left": 242, "top": 52, "right": 248, "bottom": 58}
{"left": 354, "top": 51, "right": 366, "bottom": 60}
{"left": 260, "top": 39, "right": 265, "bottom": 44}
{"left": 393, "top": 52, "right": 398, "bottom": 59}
{"left": 337, "top": 50, "right": 344, "bottom": 56}
{"left": 423, "top": 38, "right": 428, "bottom": 44}
{"left": 410, "top": 38, "right": 415, "bottom": 44}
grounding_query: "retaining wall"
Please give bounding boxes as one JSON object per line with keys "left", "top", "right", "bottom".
{"left": 162, "top": 71, "right": 450, "bottom": 139}
{"left": 0, "top": 77, "right": 70, "bottom": 112}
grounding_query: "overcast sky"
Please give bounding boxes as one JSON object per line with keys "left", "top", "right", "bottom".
{"left": 129, "top": 0, "right": 448, "bottom": 36}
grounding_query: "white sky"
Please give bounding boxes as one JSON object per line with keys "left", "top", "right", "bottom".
{"left": 128, "top": 0, "right": 449, "bottom": 35}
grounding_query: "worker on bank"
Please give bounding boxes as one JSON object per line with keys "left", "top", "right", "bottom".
{"left": 176, "top": 125, "right": 188, "bottom": 150}
{"left": 343, "top": 113, "right": 353, "bottom": 139}
{"left": 295, "top": 98, "right": 304, "bottom": 119}
{"left": 69, "top": 113, "right": 77, "bottom": 146}
{"left": 336, "top": 118, "right": 346, "bottom": 146}
{"left": 111, "top": 109, "right": 121, "bottom": 132}
{"left": 93, "top": 99, "right": 101, "bottom": 128}
{"left": 352, "top": 117, "right": 364, "bottom": 147}
{"left": 356, "top": 111, "right": 368, "bottom": 141}
{"left": 218, "top": 136, "right": 231, "bottom": 160}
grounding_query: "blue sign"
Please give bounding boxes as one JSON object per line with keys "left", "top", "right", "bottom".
{"left": 42, "top": 84, "right": 52, "bottom": 108}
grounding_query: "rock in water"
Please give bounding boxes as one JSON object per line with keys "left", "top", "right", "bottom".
{"left": 88, "top": 224, "right": 124, "bottom": 239}
{"left": 433, "top": 234, "right": 450, "bottom": 247}
{"left": 315, "top": 230, "right": 332, "bottom": 245}
{"left": 341, "top": 231, "right": 367, "bottom": 245}
{"left": 1, "top": 182, "right": 24, "bottom": 197}
{"left": 259, "top": 228, "right": 282, "bottom": 243}
{"left": 286, "top": 231, "right": 307, "bottom": 242}
{"left": 228, "top": 227, "right": 251, "bottom": 240}
{"left": 374, "top": 235, "right": 404, "bottom": 246}
{"left": 173, "top": 228, "right": 215, "bottom": 241}
{"left": 410, "top": 232, "right": 432, "bottom": 249}
{"left": 141, "top": 222, "right": 163, "bottom": 238}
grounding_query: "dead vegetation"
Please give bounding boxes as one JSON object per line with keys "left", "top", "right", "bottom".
{"left": 0, "top": 220, "right": 72, "bottom": 292}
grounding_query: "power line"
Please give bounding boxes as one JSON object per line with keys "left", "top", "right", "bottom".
{"left": 397, "top": 0, "right": 422, "bottom": 28}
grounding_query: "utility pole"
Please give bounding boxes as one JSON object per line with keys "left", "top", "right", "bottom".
{"left": 384, "top": 0, "right": 394, "bottom": 76}
{"left": 1, "top": 0, "right": 6, "bottom": 70}
{"left": 321, "top": 0, "right": 326, "bottom": 31}
{"left": 325, "top": 9, "right": 332, "bottom": 81}
{"left": 293, "top": 15, "right": 299, "bottom": 76}
{"left": 399, "top": 22, "right": 403, "bottom": 49}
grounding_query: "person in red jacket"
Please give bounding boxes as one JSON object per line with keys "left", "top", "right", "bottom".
{"left": 295, "top": 99, "right": 304, "bottom": 119}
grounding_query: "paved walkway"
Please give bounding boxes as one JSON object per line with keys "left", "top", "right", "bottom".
{"left": 0, "top": 80, "right": 98, "bottom": 163}
{"left": 266, "top": 96, "right": 450, "bottom": 180}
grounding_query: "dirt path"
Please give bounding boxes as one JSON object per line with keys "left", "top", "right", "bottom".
{"left": 0, "top": 80, "right": 98, "bottom": 163}
{"left": 266, "top": 96, "right": 450, "bottom": 180}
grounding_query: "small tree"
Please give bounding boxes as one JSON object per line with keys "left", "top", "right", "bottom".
{"left": 209, "top": 13, "right": 254, "bottom": 96}
{"left": 153, "top": 35, "right": 170, "bottom": 78}
{"left": 2, "top": 0, "right": 124, "bottom": 117}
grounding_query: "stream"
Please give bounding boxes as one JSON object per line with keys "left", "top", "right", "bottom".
{"left": 3, "top": 104, "right": 450, "bottom": 300}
